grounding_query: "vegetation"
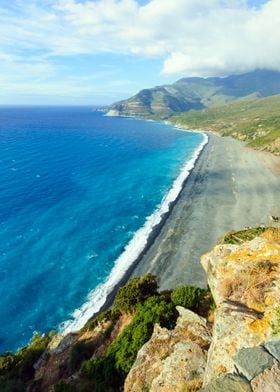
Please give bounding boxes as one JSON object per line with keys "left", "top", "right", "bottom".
{"left": 271, "top": 306, "right": 280, "bottom": 335}
{"left": 53, "top": 380, "right": 77, "bottom": 392}
{"left": 82, "top": 294, "right": 177, "bottom": 390}
{"left": 0, "top": 274, "right": 214, "bottom": 391}
{"left": 114, "top": 273, "right": 158, "bottom": 312}
{"left": 172, "top": 94, "right": 280, "bottom": 155}
{"left": 171, "top": 285, "right": 206, "bottom": 310}
{"left": 109, "top": 295, "right": 177, "bottom": 373}
{"left": 70, "top": 340, "right": 97, "bottom": 372}
{"left": 222, "top": 227, "right": 267, "bottom": 245}
{"left": 81, "top": 308, "right": 120, "bottom": 332}
{"left": 108, "top": 70, "right": 280, "bottom": 120}
{"left": 0, "top": 333, "right": 51, "bottom": 391}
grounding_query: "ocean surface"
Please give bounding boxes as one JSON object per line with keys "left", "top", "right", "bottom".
{"left": 0, "top": 107, "right": 205, "bottom": 352}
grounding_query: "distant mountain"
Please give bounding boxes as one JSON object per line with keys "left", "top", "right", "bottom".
{"left": 106, "top": 70, "right": 280, "bottom": 118}
{"left": 172, "top": 94, "right": 280, "bottom": 155}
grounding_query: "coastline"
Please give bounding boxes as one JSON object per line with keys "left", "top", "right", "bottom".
{"left": 61, "top": 122, "right": 280, "bottom": 334}
{"left": 60, "top": 129, "right": 208, "bottom": 334}
{"left": 132, "top": 133, "right": 280, "bottom": 290}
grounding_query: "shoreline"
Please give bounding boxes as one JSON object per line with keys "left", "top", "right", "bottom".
{"left": 61, "top": 122, "right": 280, "bottom": 333}
{"left": 132, "top": 133, "right": 280, "bottom": 290}
{"left": 60, "top": 129, "right": 208, "bottom": 334}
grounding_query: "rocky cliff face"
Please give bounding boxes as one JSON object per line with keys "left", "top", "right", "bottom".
{"left": 124, "top": 307, "right": 211, "bottom": 392}
{"left": 201, "top": 227, "right": 280, "bottom": 391}
{"left": 1, "top": 228, "right": 279, "bottom": 391}
{"left": 124, "top": 228, "right": 280, "bottom": 392}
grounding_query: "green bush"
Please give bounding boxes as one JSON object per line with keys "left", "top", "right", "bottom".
{"left": 16, "top": 333, "right": 51, "bottom": 380}
{"left": 53, "top": 380, "right": 77, "bottom": 392}
{"left": 82, "top": 356, "right": 120, "bottom": 392}
{"left": 171, "top": 285, "right": 205, "bottom": 309}
{"left": 0, "top": 332, "right": 51, "bottom": 389}
{"left": 0, "top": 353, "right": 18, "bottom": 375}
{"left": 70, "top": 340, "right": 95, "bottom": 372}
{"left": 114, "top": 274, "right": 158, "bottom": 312}
{"left": 82, "top": 295, "right": 177, "bottom": 390}
{"left": 82, "top": 308, "right": 120, "bottom": 332}
{"left": 0, "top": 377, "right": 24, "bottom": 392}
{"left": 110, "top": 295, "right": 176, "bottom": 374}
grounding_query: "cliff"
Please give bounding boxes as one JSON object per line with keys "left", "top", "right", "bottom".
{"left": 0, "top": 227, "right": 279, "bottom": 391}
{"left": 124, "top": 227, "right": 280, "bottom": 392}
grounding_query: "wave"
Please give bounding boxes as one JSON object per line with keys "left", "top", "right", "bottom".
{"left": 60, "top": 131, "right": 208, "bottom": 334}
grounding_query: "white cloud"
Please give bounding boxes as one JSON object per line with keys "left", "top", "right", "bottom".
{"left": 0, "top": 0, "right": 279, "bottom": 88}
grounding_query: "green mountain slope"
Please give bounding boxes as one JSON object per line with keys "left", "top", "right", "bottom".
{"left": 172, "top": 94, "right": 280, "bottom": 155}
{"left": 107, "top": 70, "right": 280, "bottom": 118}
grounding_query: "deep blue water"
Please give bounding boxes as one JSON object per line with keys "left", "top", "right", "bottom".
{"left": 0, "top": 107, "right": 204, "bottom": 352}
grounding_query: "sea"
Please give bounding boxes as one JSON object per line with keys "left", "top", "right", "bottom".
{"left": 0, "top": 106, "right": 207, "bottom": 352}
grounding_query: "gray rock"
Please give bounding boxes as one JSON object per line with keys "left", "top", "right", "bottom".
{"left": 265, "top": 340, "right": 280, "bottom": 362}
{"left": 202, "top": 374, "right": 252, "bottom": 391}
{"left": 234, "top": 347, "right": 274, "bottom": 381}
{"left": 251, "top": 362, "right": 280, "bottom": 392}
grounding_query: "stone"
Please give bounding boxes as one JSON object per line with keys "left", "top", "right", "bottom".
{"left": 124, "top": 308, "right": 211, "bottom": 392}
{"left": 250, "top": 362, "right": 280, "bottom": 392}
{"left": 151, "top": 341, "right": 205, "bottom": 391}
{"left": 202, "top": 374, "right": 252, "bottom": 392}
{"left": 265, "top": 340, "right": 280, "bottom": 362}
{"left": 234, "top": 347, "right": 274, "bottom": 381}
{"left": 201, "top": 234, "right": 280, "bottom": 384}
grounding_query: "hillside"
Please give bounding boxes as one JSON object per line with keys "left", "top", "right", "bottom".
{"left": 0, "top": 227, "right": 279, "bottom": 392}
{"left": 171, "top": 94, "right": 280, "bottom": 155}
{"left": 106, "top": 70, "right": 280, "bottom": 118}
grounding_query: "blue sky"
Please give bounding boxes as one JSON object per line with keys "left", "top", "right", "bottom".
{"left": 0, "top": 0, "right": 278, "bottom": 105}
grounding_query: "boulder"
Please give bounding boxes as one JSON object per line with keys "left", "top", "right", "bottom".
{"left": 124, "top": 307, "right": 211, "bottom": 392}
{"left": 201, "top": 374, "right": 252, "bottom": 392}
{"left": 251, "top": 362, "right": 280, "bottom": 392}
{"left": 201, "top": 235, "right": 280, "bottom": 384}
{"left": 233, "top": 347, "right": 274, "bottom": 381}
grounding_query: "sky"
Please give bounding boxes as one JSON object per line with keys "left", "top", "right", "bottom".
{"left": 0, "top": 0, "right": 279, "bottom": 105}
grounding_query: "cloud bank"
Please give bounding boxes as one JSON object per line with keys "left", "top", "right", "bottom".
{"left": 0, "top": 0, "right": 279, "bottom": 102}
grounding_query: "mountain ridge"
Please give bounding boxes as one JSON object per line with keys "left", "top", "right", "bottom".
{"left": 106, "top": 69, "right": 280, "bottom": 119}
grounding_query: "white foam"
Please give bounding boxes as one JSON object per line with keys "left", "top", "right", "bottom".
{"left": 60, "top": 131, "right": 208, "bottom": 334}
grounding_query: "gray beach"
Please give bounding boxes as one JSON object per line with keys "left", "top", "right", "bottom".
{"left": 132, "top": 134, "right": 280, "bottom": 289}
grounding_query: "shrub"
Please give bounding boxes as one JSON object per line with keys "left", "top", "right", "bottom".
{"left": 171, "top": 285, "right": 205, "bottom": 309}
{"left": 16, "top": 332, "right": 51, "bottom": 380}
{"left": 222, "top": 227, "right": 266, "bottom": 245}
{"left": 70, "top": 340, "right": 95, "bottom": 372}
{"left": 0, "top": 332, "right": 51, "bottom": 390}
{"left": 82, "top": 294, "right": 177, "bottom": 390}
{"left": 114, "top": 274, "right": 158, "bottom": 312}
{"left": 53, "top": 380, "right": 77, "bottom": 392}
{"left": 82, "top": 356, "right": 120, "bottom": 392}
{"left": 108, "top": 295, "right": 177, "bottom": 374}
{"left": 82, "top": 308, "right": 120, "bottom": 332}
{"left": 0, "top": 378, "right": 24, "bottom": 392}
{"left": 0, "top": 353, "right": 18, "bottom": 375}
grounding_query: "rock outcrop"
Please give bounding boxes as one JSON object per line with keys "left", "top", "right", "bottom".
{"left": 201, "top": 228, "right": 280, "bottom": 390}
{"left": 124, "top": 307, "right": 211, "bottom": 392}
{"left": 125, "top": 228, "right": 280, "bottom": 392}
{"left": 2, "top": 228, "right": 279, "bottom": 392}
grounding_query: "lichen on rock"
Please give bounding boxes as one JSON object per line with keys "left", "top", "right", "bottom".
{"left": 124, "top": 307, "right": 211, "bottom": 392}
{"left": 201, "top": 229, "right": 280, "bottom": 385}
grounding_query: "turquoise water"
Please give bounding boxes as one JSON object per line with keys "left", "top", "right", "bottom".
{"left": 0, "top": 107, "right": 205, "bottom": 352}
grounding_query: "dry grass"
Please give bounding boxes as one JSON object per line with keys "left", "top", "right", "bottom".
{"left": 220, "top": 260, "right": 276, "bottom": 312}
{"left": 182, "top": 379, "right": 203, "bottom": 392}
{"left": 261, "top": 227, "right": 280, "bottom": 244}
